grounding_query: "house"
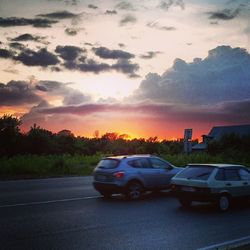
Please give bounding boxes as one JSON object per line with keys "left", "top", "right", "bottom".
{"left": 192, "top": 124, "right": 250, "bottom": 151}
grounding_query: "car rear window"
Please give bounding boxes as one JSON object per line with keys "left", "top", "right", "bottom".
{"left": 176, "top": 165, "right": 215, "bottom": 180}
{"left": 97, "top": 159, "right": 120, "bottom": 169}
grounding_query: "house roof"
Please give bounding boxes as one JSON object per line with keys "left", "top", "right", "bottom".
{"left": 208, "top": 124, "right": 250, "bottom": 140}
{"left": 192, "top": 124, "right": 250, "bottom": 150}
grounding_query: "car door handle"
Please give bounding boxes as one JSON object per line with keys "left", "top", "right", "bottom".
{"left": 243, "top": 182, "right": 248, "bottom": 185}
{"left": 225, "top": 183, "right": 232, "bottom": 186}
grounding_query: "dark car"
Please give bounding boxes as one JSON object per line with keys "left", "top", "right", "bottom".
{"left": 93, "top": 154, "right": 182, "bottom": 200}
{"left": 171, "top": 164, "right": 250, "bottom": 211}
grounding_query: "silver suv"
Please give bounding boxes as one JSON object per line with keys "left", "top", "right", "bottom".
{"left": 93, "top": 155, "right": 181, "bottom": 200}
{"left": 171, "top": 164, "right": 250, "bottom": 211}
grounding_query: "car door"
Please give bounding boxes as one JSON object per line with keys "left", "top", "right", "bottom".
{"left": 238, "top": 168, "right": 250, "bottom": 196}
{"left": 223, "top": 168, "right": 243, "bottom": 197}
{"left": 128, "top": 158, "right": 157, "bottom": 188}
{"left": 149, "top": 158, "right": 174, "bottom": 188}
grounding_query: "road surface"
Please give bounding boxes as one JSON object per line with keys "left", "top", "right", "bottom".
{"left": 1, "top": 176, "right": 250, "bottom": 250}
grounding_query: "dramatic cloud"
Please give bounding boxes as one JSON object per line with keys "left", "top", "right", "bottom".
{"left": 36, "top": 80, "right": 91, "bottom": 105}
{"left": 131, "top": 46, "right": 250, "bottom": 105}
{"left": 147, "top": 22, "right": 176, "bottom": 31}
{"left": 65, "top": 28, "right": 78, "bottom": 36}
{"left": 93, "top": 46, "right": 135, "bottom": 59}
{"left": 9, "top": 42, "right": 26, "bottom": 50}
{"left": 0, "top": 81, "right": 42, "bottom": 106}
{"left": 118, "top": 43, "right": 125, "bottom": 48}
{"left": 37, "top": 11, "right": 79, "bottom": 19}
{"left": 115, "top": 1, "right": 135, "bottom": 11}
{"left": 139, "top": 51, "right": 161, "bottom": 59}
{"left": 30, "top": 99, "right": 250, "bottom": 125}
{"left": 0, "top": 49, "right": 14, "bottom": 58}
{"left": 111, "top": 59, "right": 139, "bottom": 77}
{"left": 105, "top": 10, "right": 117, "bottom": 15}
{"left": 0, "top": 17, "right": 57, "bottom": 28}
{"left": 159, "top": 0, "right": 185, "bottom": 11}
{"left": 119, "top": 14, "right": 137, "bottom": 26}
{"left": 0, "top": 43, "right": 138, "bottom": 77}
{"left": 88, "top": 4, "right": 98, "bottom": 9}
{"left": 55, "top": 45, "right": 85, "bottom": 61}
{"left": 208, "top": 9, "right": 240, "bottom": 20}
{"left": 77, "top": 60, "right": 110, "bottom": 73}
{"left": 15, "top": 48, "right": 60, "bottom": 66}
{"left": 11, "top": 33, "right": 45, "bottom": 42}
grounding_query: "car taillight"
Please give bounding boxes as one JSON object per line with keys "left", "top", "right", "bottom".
{"left": 113, "top": 171, "right": 125, "bottom": 178}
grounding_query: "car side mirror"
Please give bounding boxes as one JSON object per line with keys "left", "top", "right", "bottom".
{"left": 165, "top": 165, "right": 173, "bottom": 170}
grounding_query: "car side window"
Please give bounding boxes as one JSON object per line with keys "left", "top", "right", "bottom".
{"left": 128, "top": 159, "right": 150, "bottom": 168}
{"left": 150, "top": 158, "right": 169, "bottom": 169}
{"left": 215, "top": 169, "right": 225, "bottom": 181}
{"left": 239, "top": 169, "right": 250, "bottom": 181}
{"left": 224, "top": 169, "right": 241, "bottom": 181}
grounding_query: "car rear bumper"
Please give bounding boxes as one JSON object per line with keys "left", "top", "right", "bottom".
{"left": 174, "top": 191, "right": 217, "bottom": 202}
{"left": 171, "top": 185, "right": 217, "bottom": 202}
{"left": 93, "top": 181, "right": 126, "bottom": 194}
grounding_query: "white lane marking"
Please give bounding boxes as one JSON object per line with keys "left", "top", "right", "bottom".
{"left": 197, "top": 235, "right": 250, "bottom": 250}
{"left": 0, "top": 195, "right": 101, "bottom": 208}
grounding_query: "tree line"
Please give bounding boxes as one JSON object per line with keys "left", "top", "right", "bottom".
{"left": 0, "top": 115, "right": 185, "bottom": 156}
{"left": 1, "top": 115, "right": 249, "bottom": 163}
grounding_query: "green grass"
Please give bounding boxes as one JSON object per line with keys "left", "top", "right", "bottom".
{"left": 0, "top": 153, "right": 249, "bottom": 180}
{"left": 0, "top": 154, "right": 102, "bottom": 179}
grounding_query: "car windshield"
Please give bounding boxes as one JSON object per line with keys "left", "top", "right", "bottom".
{"left": 176, "top": 165, "right": 215, "bottom": 180}
{"left": 97, "top": 159, "right": 120, "bottom": 169}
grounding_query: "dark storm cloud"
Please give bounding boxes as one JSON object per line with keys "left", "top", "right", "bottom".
{"left": 11, "top": 33, "right": 44, "bottom": 42}
{"left": 55, "top": 45, "right": 85, "bottom": 61}
{"left": 36, "top": 99, "right": 250, "bottom": 125}
{"left": 208, "top": 9, "right": 240, "bottom": 20}
{"left": 65, "top": 27, "right": 78, "bottom": 36}
{"left": 15, "top": 48, "right": 60, "bottom": 66}
{"left": 118, "top": 43, "right": 125, "bottom": 48}
{"left": 37, "top": 11, "right": 79, "bottom": 19}
{"left": 119, "top": 14, "right": 137, "bottom": 26}
{"left": 0, "top": 48, "right": 14, "bottom": 58}
{"left": 9, "top": 42, "right": 25, "bottom": 50}
{"left": 93, "top": 46, "right": 135, "bottom": 59}
{"left": 0, "top": 80, "right": 42, "bottom": 106}
{"left": 115, "top": 1, "right": 135, "bottom": 11}
{"left": 36, "top": 80, "right": 91, "bottom": 105}
{"left": 131, "top": 45, "right": 250, "bottom": 105}
{"left": 0, "top": 17, "right": 57, "bottom": 28}
{"left": 77, "top": 60, "right": 110, "bottom": 73}
{"left": 105, "top": 10, "right": 117, "bottom": 15}
{"left": 147, "top": 22, "right": 176, "bottom": 31}
{"left": 111, "top": 59, "right": 139, "bottom": 77}
{"left": 88, "top": 4, "right": 98, "bottom": 9}
{"left": 159, "top": 0, "right": 185, "bottom": 11}
{"left": 139, "top": 51, "right": 161, "bottom": 59}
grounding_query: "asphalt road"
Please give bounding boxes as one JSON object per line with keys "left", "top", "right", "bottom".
{"left": 1, "top": 177, "right": 250, "bottom": 250}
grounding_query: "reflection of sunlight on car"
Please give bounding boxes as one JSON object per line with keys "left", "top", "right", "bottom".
{"left": 171, "top": 164, "right": 250, "bottom": 211}
{"left": 93, "top": 154, "right": 183, "bottom": 200}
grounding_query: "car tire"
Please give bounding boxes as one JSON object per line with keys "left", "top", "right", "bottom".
{"left": 217, "top": 194, "right": 230, "bottom": 212}
{"left": 179, "top": 198, "right": 192, "bottom": 208}
{"left": 126, "top": 181, "right": 143, "bottom": 200}
{"left": 100, "top": 192, "right": 112, "bottom": 199}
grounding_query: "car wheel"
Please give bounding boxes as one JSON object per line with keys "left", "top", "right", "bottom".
{"left": 179, "top": 198, "right": 192, "bottom": 208}
{"left": 126, "top": 181, "right": 143, "bottom": 200}
{"left": 217, "top": 195, "right": 230, "bottom": 212}
{"left": 100, "top": 192, "right": 112, "bottom": 199}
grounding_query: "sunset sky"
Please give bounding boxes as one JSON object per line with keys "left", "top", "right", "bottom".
{"left": 0, "top": 0, "right": 250, "bottom": 140}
